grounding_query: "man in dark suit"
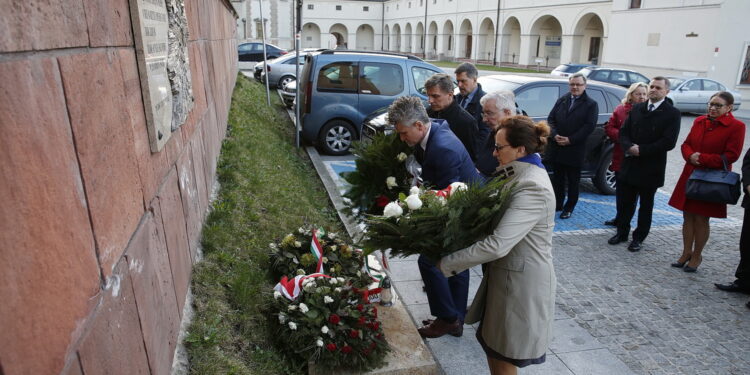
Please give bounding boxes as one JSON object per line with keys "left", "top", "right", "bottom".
{"left": 425, "top": 73, "right": 480, "bottom": 161}
{"left": 609, "top": 76, "right": 680, "bottom": 252}
{"left": 388, "top": 96, "right": 481, "bottom": 338}
{"left": 547, "top": 73, "right": 599, "bottom": 219}
{"left": 715, "top": 147, "right": 750, "bottom": 308}
{"left": 454, "top": 62, "right": 490, "bottom": 145}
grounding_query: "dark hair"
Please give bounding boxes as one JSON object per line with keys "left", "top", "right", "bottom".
{"left": 710, "top": 91, "right": 735, "bottom": 107}
{"left": 454, "top": 62, "right": 478, "bottom": 79}
{"left": 498, "top": 116, "right": 550, "bottom": 154}
{"left": 424, "top": 73, "right": 455, "bottom": 94}
{"left": 652, "top": 76, "right": 670, "bottom": 89}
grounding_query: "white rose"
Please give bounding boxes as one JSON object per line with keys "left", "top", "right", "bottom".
{"left": 335, "top": 287, "right": 342, "bottom": 293}
{"left": 278, "top": 313, "right": 287, "bottom": 324}
{"left": 321, "top": 325, "right": 329, "bottom": 334}
{"left": 317, "top": 338, "right": 324, "bottom": 347}
{"left": 288, "top": 304, "right": 297, "bottom": 311}
{"left": 273, "top": 291, "right": 282, "bottom": 299}
{"left": 409, "top": 186, "right": 420, "bottom": 195}
{"left": 337, "top": 277, "right": 345, "bottom": 283}
{"left": 385, "top": 176, "right": 398, "bottom": 189}
{"left": 396, "top": 152, "right": 407, "bottom": 162}
{"left": 296, "top": 268, "right": 305, "bottom": 275}
{"left": 298, "top": 227, "right": 305, "bottom": 234}
{"left": 449, "top": 182, "right": 468, "bottom": 194}
{"left": 294, "top": 241, "right": 302, "bottom": 248}
{"left": 324, "top": 295, "right": 334, "bottom": 303}
{"left": 437, "top": 196, "right": 447, "bottom": 206}
{"left": 383, "top": 202, "right": 403, "bottom": 218}
{"left": 299, "top": 303, "right": 309, "bottom": 313}
{"left": 303, "top": 283, "right": 316, "bottom": 292}
{"left": 328, "top": 232, "right": 337, "bottom": 239}
{"left": 322, "top": 256, "right": 329, "bottom": 264}
{"left": 405, "top": 194, "right": 423, "bottom": 210}
{"left": 329, "top": 278, "right": 337, "bottom": 285}
{"left": 288, "top": 322, "right": 297, "bottom": 330}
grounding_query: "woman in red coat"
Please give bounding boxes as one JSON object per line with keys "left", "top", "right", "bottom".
{"left": 603, "top": 82, "right": 648, "bottom": 226}
{"left": 669, "top": 91, "right": 746, "bottom": 272}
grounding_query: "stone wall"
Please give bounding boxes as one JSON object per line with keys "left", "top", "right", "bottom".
{"left": 0, "top": 1, "right": 237, "bottom": 374}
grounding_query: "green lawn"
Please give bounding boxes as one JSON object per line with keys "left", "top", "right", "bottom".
{"left": 185, "top": 74, "right": 345, "bottom": 374}
{"left": 430, "top": 60, "right": 548, "bottom": 73}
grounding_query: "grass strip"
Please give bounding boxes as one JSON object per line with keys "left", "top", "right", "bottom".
{"left": 185, "top": 74, "right": 345, "bottom": 374}
{"left": 429, "top": 60, "right": 547, "bottom": 73}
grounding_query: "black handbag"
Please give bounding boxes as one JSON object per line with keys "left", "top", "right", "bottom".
{"left": 685, "top": 155, "right": 741, "bottom": 205}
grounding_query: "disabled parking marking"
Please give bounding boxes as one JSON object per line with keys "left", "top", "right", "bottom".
{"left": 323, "top": 160, "right": 742, "bottom": 233}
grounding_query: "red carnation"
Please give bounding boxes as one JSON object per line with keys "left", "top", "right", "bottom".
{"left": 375, "top": 195, "right": 389, "bottom": 208}
{"left": 342, "top": 345, "right": 353, "bottom": 354}
{"left": 326, "top": 343, "right": 337, "bottom": 352}
{"left": 349, "top": 329, "right": 359, "bottom": 338}
{"left": 328, "top": 314, "right": 340, "bottom": 324}
{"left": 356, "top": 304, "right": 364, "bottom": 312}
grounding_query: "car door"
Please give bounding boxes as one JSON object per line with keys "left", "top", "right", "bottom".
{"left": 677, "top": 79, "right": 704, "bottom": 112}
{"left": 409, "top": 64, "right": 443, "bottom": 98}
{"left": 238, "top": 43, "right": 255, "bottom": 61}
{"left": 357, "top": 62, "right": 406, "bottom": 128}
{"left": 588, "top": 70, "right": 611, "bottom": 85}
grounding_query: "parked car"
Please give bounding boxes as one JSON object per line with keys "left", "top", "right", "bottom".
{"left": 363, "top": 75, "right": 627, "bottom": 194}
{"left": 254, "top": 49, "right": 325, "bottom": 85}
{"left": 238, "top": 42, "right": 287, "bottom": 62}
{"left": 579, "top": 67, "right": 649, "bottom": 88}
{"left": 298, "top": 50, "right": 444, "bottom": 155}
{"left": 280, "top": 79, "right": 296, "bottom": 108}
{"left": 667, "top": 76, "right": 742, "bottom": 112}
{"left": 551, "top": 63, "right": 597, "bottom": 77}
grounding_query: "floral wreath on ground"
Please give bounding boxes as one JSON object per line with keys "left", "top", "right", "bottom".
{"left": 269, "top": 225, "right": 372, "bottom": 288}
{"left": 341, "top": 132, "right": 415, "bottom": 218}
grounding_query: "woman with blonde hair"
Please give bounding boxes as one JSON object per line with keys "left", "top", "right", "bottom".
{"left": 438, "top": 116, "right": 556, "bottom": 374}
{"left": 604, "top": 82, "right": 648, "bottom": 226}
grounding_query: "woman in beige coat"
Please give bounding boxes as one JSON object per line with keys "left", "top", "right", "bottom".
{"left": 438, "top": 116, "right": 557, "bottom": 375}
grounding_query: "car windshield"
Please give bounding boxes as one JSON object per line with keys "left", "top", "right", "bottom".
{"left": 476, "top": 77, "right": 522, "bottom": 93}
{"left": 669, "top": 78, "right": 685, "bottom": 89}
{"left": 578, "top": 68, "right": 592, "bottom": 76}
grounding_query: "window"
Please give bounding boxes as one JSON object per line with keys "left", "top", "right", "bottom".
{"left": 317, "top": 62, "right": 358, "bottom": 93}
{"left": 630, "top": 0, "right": 642, "bottom": 8}
{"left": 684, "top": 79, "right": 702, "bottom": 91}
{"left": 360, "top": 63, "right": 404, "bottom": 96}
{"left": 629, "top": 72, "right": 649, "bottom": 84}
{"left": 420, "top": 0, "right": 423, "bottom": 6}
{"left": 590, "top": 70, "right": 610, "bottom": 81}
{"left": 606, "top": 92, "right": 623, "bottom": 108}
{"left": 238, "top": 43, "right": 253, "bottom": 52}
{"left": 307, "top": 4, "right": 313, "bottom": 10}
{"left": 516, "top": 86, "right": 560, "bottom": 117}
{"left": 363, "top": 6, "right": 369, "bottom": 11}
{"left": 702, "top": 79, "right": 720, "bottom": 92}
{"left": 448, "top": 35, "right": 452, "bottom": 51}
{"left": 412, "top": 67, "right": 441, "bottom": 94}
{"left": 408, "top": 2, "right": 411, "bottom": 8}
{"left": 610, "top": 71, "right": 628, "bottom": 86}
{"left": 336, "top": 5, "right": 341, "bottom": 11}
{"left": 588, "top": 37, "right": 601, "bottom": 62}
{"left": 741, "top": 43, "right": 750, "bottom": 85}
{"left": 586, "top": 89, "right": 609, "bottom": 113}
{"left": 284, "top": 56, "right": 306, "bottom": 65}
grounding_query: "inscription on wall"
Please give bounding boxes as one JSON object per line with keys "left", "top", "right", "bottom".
{"left": 130, "top": 0, "right": 173, "bottom": 152}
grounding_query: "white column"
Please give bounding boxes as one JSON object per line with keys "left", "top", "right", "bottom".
{"left": 518, "top": 34, "right": 537, "bottom": 66}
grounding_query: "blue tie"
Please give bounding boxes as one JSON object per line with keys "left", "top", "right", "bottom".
{"left": 648, "top": 103, "right": 655, "bottom": 112}
{"left": 569, "top": 96, "right": 576, "bottom": 110}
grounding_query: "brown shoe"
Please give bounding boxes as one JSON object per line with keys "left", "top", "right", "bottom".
{"left": 421, "top": 318, "right": 434, "bottom": 326}
{"left": 418, "top": 318, "right": 463, "bottom": 338}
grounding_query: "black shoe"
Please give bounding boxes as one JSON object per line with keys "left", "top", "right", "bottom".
{"left": 560, "top": 211, "right": 572, "bottom": 219}
{"left": 604, "top": 218, "right": 617, "bottom": 226}
{"left": 627, "top": 240, "right": 642, "bottom": 252}
{"left": 746, "top": 301, "right": 750, "bottom": 310}
{"left": 608, "top": 234, "right": 628, "bottom": 245}
{"left": 714, "top": 282, "right": 750, "bottom": 294}
{"left": 671, "top": 258, "right": 689, "bottom": 268}
{"left": 684, "top": 265, "right": 698, "bottom": 273}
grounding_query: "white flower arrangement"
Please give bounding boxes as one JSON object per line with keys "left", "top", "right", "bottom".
{"left": 321, "top": 325, "right": 329, "bottom": 334}
{"left": 396, "top": 152, "right": 407, "bottom": 162}
{"left": 385, "top": 176, "right": 398, "bottom": 190}
{"left": 449, "top": 181, "right": 468, "bottom": 194}
{"left": 405, "top": 194, "right": 423, "bottom": 210}
{"left": 337, "top": 277, "right": 345, "bottom": 283}
{"left": 316, "top": 338, "right": 324, "bottom": 347}
{"left": 410, "top": 186, "right": 421, "bottom": 195}
{"left": 288, "top": 322, "right": 297, "bottom": 330}
{"left": 335, "top": 287, "right": 342, "bottom": 293}
{"left": 273, "top": 290, "right": 282, "bottom": 299}
{"left": 383, "top": 201, "right": 403, "bottom": 218}
{"left": 324, "top": 295, "right": 334, "bottom": 304}
{"left": 329, "top": 278, "right": 338, "bottom": 285}
{"left": 322, "top": 256, "right": 329, "bottom": 264}
{"left": 298, "top": 227, "right": 305, "bottom": 234}
{"left": 299, "top": 303, "right": 309, "bottom": 313}
{"left": 288, "top": 304, "right": 297, "bottom": 311}
{"left": 294, "top": 241, "right": 302, "bottom": 248}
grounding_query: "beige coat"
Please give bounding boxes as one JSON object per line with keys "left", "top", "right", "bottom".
{"left": 440, "top": 161, "right": 556, "bottom": 360}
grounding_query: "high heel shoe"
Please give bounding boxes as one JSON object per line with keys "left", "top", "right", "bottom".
{"left": 684, "top": 257, "right": 702, "bottom": 273}
{"left": 671, "top": 257, "right": 690, "bottom": 268}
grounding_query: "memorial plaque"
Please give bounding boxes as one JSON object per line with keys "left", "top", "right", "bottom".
{"left": 130, "top": 0, "right": 173, "bottom": 152}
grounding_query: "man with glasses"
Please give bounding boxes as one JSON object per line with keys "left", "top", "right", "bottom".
{"left": 547, "top": 73, "right": 599, "bottom": 219}
{"left": 475, "top": 91, "right": 518, "bottom": 177}
{"left": 609, "top": 76, "right": 680, "bottom": 252}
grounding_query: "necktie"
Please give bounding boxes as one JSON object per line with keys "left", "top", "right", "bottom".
{"left": 648, "top": 103, "right": 655, "bottom": 112}
{"left": 569, "top": 96, "right": 576, "bottom": 110}
{"left": 459, "top": 96, "right": 467, "bottom": 109}
{"left": 415, "top": 145, "right": 425, "bottom": 163}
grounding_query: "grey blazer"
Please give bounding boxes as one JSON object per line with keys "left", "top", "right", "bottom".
{"left": 440, "top": 161, "right": 556, "bottom": 360}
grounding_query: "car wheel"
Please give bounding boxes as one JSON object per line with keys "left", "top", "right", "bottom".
{"left": 593, "top": 149, "right": 616, "bottom": 195}
{"left": 278, "top": 75, "right": 295, "bottom": 89}
{"left": 319, "top": 120, "right": 356, "bottom": 155}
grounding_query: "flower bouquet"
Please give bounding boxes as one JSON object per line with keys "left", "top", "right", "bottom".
{"left": 269, "top": 225, "right": 372, "bottom": 288}
{"left": 341, "top": 132, "right": 415, "bottom": 218}
{"left": 271, "top": 275, "right": 389, "bottom": 372}
{"left": 360, "top": 177, "right": 516, "bottom": 261}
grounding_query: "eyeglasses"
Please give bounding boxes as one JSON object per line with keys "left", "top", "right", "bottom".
{"left": 708, "top": 102, "right": 726, "bottom": 108}
{"left": 569, "top": 83, "right": 585, "bottom": 87}
{"left": 494, "top": 144, "right": 512, "bottom": 151}
{"left": 482, "top": 111, "right": 497, "bottom": 117}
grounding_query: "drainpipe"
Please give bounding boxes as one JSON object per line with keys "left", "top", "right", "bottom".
{"left": 493, "top": 0, "right": 501, "bottom": 66}
{"left": 381, "top": 2, "right": 385, "bottom": 50}
{"left": 424, "top": 0, "right": 428, "bottom": 58}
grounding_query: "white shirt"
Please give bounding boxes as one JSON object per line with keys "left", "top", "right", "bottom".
{"left": 419, "top": 122, "right": 432, "bottom": 150}
{"left": 648, "top": 98, "right": 665, "bottom": 111}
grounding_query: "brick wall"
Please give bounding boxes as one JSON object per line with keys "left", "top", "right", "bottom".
{"left": 0, "top": 1, "right": 237, "bottom": 374}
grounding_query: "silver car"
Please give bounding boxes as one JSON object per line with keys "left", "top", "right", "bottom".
{"left": 667, "top": 77, "right": 742, "bottom": 113}
{"left": 280, "top": 80, "right": 296, "bottom": 108}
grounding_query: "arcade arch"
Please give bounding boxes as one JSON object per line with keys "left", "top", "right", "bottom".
{"left": 427, "top": 21, "right": 438, "bottom": 59}
{"left": 404, "top": 23, "right": 413, "bottom": 53}
{"left": 392, "top": 24, "right": 402, "bottom": 51}
{"left": 415, "top": 22, "right": 425, "bottom": 55}
{"left": 356, "top": 24, "right": 375, "bottom": 50}
{"left": 329, "top": 23, "right": 349, "bottom": 49}
{"left": 458, "top": 19, "right": 473, "bottom": 59}
{"left": 572, "top": 13, "right": 604, "bottom": 64}
{"left": 302, "top": 23, "right": 321, "bottom": 49}
{"left": 528, "top": 15, "right": 563, "bottom": 67}
{"left": 442, "top": 20, "right": 454, "bottom": 59}
{"left": 501, "top": 17, "right": 521, "bottom": 64}
{"left": 477, "top": 18, "right": 495, "bottom": 62}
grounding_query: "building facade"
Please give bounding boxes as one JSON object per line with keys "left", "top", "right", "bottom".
{"left": 292, "top": 0, "right": 750, "bottom": 98}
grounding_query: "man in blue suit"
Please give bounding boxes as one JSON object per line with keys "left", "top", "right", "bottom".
{"left": 387, "top": 96, "right": 481, "bottom": 338}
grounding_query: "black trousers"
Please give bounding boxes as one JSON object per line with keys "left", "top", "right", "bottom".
{"left": 736, "top": 207, "right": 750, "bottom": 287}
{"left": 552, "top": 163, "right": 581, "bottom": 212}
{"left": 613, "top": 171, "right": 636, "bottom": 224}
{"left": 616, "top": 180, "right": 657, "bottom": 242}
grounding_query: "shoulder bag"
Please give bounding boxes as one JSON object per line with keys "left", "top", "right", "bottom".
{"left": 685, "top": 155, "right": 741, "bottom": 205}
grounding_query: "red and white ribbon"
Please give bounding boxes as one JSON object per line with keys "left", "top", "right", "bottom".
{"left": 310, "top": 229, "right": 325, "bottom": 273}
{"left": 274, "top": 273, "right": 331, "bottom": 301}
